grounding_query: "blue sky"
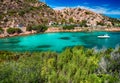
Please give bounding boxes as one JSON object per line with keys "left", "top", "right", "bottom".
{"left": 40, "top": 0, "right": 120, "bottom": 18}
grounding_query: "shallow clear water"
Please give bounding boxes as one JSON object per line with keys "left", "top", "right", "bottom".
{"left": 0, "top": 31, "right": 120, "bottom": 52}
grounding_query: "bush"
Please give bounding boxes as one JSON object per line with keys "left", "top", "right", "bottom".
{"left": 79, "top": 20, "right": 87, "bottom": 27}
{"left": 108, "top": 17, "right": 120, "bottom": 26}
{"left": 26, "top": 26, "right": 33, "bottom": 31}
{"left": 27, "top": 25, "right": 48, "bottom": 33}
{"left": 7, "top": 28, "right": 22, "bottom": 34}
{"left": 0, "top": 27, "right": 4, "bottom": 34}
{"left": 85, "top": 11, "right": 91, "bottom": 15}
{"left": 18, "top": 10, "right": 25, "bottom": 16}
{"left": 69, "top": 17, "right": 74, "bottom": 23}
{"left": 33, "top": 25, "right": 48, "bottom": 33}
{"left": 15, "top": 28, "right": 22, "bottom": 33}
{"left": 8, "top": 10, "right": 17, "bottom": 16}
{"left": 0, "top": 15, "right": 3, "bottom": 20}
{"left": 0, "top": 47, "right": 119, "bottom": 83}
{"left": 97, "top": 21, "right": 105, "bottom": 26}
{"left": 7, "top": 28, "right": 15, "bottom": 34}
{"left": 63, "top": 25, "right": 76, "bottom": 30}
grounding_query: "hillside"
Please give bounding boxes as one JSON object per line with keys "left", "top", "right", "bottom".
{"left": 55, "top": 8, "right": 114, "bottom": 27}
{"left": 0, "top": 0, "right": 56, "bottom": 28}
{"left": 0, "top": 0, "right": 120, "bottom": 29}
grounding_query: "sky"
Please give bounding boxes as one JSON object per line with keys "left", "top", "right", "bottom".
{"left": 40, "top": 0, "right": 120, "bottom": 18}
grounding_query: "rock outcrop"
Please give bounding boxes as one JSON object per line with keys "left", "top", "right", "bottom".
{"left": 0, "top": 0, "right": 56, "bottom": 28}
{"left": 55, "top": 8, "right": 113, "bottom": 27}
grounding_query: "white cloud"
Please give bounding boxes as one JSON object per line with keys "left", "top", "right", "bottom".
{"left": 53, "top": 7, "right": 66, "bottom": 10}
{"left": 107, "top": 10, "right": 120, "bottom": 15}
{"left": 76, "top": 6, "right": 108, "bottom": 14}
{"left": 53, "top": 5, "right": 120, "bottom": 15}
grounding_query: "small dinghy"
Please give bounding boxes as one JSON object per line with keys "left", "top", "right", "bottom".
{"left": 97, "top": 34, "right": 110, "bottom": 38}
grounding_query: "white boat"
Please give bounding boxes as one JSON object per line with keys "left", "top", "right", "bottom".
{"left": 97, "top": 34, "right": 110, "bottom": 38}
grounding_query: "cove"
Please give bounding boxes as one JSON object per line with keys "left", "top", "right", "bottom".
{"left": 0, "top": 31, "right": 120, "bottom": 52}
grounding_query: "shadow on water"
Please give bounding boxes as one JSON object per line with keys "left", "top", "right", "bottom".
{"left": 2, "top": 40, "right": 20, "bottom": 44}
{"left": 0, "top": 32, "right": 120, "bottom": 52}
{"left": 59, "top": 37, "right": 70, "bottom": 40}
{"left": 72, "top": 35, "right": 77, "bottom": 37}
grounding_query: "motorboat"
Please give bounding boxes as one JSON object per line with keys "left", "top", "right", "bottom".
{"left": 97, "top": 34, "right": 110, "bottom": 38}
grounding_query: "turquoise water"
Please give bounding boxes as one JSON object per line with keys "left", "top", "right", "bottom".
{"left": 0, "top": 32, "right": 120, "bottom": 52}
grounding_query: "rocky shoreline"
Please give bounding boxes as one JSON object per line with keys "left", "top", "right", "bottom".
{"left": 0, "top": 27, "right": 120, "bottom": 38}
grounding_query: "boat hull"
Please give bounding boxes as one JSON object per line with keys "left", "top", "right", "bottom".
{"left": 97, "top": 36, "right": 110, "bottom": 38}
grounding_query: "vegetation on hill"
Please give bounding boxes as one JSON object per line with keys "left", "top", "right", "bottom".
{"left": 26, "top": 25, "right": 48, "bottom": 33}
{"left": 63, "top": 25, "right": 76, "bottom": 30}
{"left": 7, "top": 28, "right": 22, "bottom": 34}
{"left": 0, "top": 27, "right": 4, "bottom": 34}
{"left": 0, "top": 0, "right": 120, "bottom": 36}
{"left": 0, "top": 0, "right": 56, "bottom": 28}
{"left": 0, "top": 0, "right": 120, "bottom": 29}
{"left": 109, "top": 18, "right": 120, "bottom": 27}
{"left": 79, "top": 20, "right": 88, "bottom": 27}
{"left": 0, "top": 46, "right": 120, "bottom": 83}
{"left": 55, "top": 8, "right": 120, "bottom": 27}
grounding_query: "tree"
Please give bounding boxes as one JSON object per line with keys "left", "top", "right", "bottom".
{"left": 97, "top": 21, "right": 105, "bottom": 26}
{"left": 7, "top": 28, "right": 15, "bottom": 34}
{"left": 79, "top": 20, "right": 87, "bottom": 27}
{"left": 63, "top": 25, "right": 76, "bottom": 30}
{"left": 7, "top": 28, "right": 22, "bottom": 34}
{"left": 28, "top": 25, "right": 48, "bottom": 33}
{"left": 26, "top": 26, "right": 33, "bottom": 31}
{"left": 0, "top": 27, "right": 4, "bottom": 34}
{"left": 0, "top": 46, "right": 119, "bottom": 83}
{"left": 69, "top": 17, "right": 74, "bottom": 23}
{"left": 15, "top": 28, "right": 22, "bottom": 33}
{"left": 61, "top": 18, "right": 66, "bottom": 24}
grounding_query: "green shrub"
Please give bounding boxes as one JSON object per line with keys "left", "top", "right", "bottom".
{"left": 69, "top": 17, "right": 74, "bottom": 23}
{"left": 0, "top": 15, "right": 3, "bottom": 20}
{"left": 63, "top": 25, "right": 76, "bottom": 30}
{"left": 7, "top": 28, "right": 15, "bottom": 34}
{"left": 18, "top": 10, "right": 25, "bottom": 16}
{"left": 108, "top": 17, "right": 120, "bottom": 26}
{"left": 97, "top": 21, "right": 105, "bottom": 26}
{"left": 8, "top": 10, "right": 17, "bottom": 16}
{"left": 15, "top": 28, "right": 22, "bottom": 33}
{"left": 32, "top": 25, "right": 48, "bottom": 33}
{"left": 0, "top": 47, "right": 120, "bottom": 83}
{"left": 79, "top": 20, "right": 87, "bottom": 27}
{"left": 85, "top": 11, "right": 91, "bottom": 15}
{"left": 7, "top": 28, "right": 22, "bottom": 34}
{"left": 0, "top": 27, "right": 4, "bottom": 34}
{"left": 26, "top": 26, "right": 33, "bottom": 31}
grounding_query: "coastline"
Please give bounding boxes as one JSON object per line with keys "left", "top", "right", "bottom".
{"left": 0, "top": 27, "right": 120, "bottom": 38}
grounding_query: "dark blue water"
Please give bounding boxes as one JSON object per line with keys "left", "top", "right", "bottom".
{"left": 0, "top": 32, "right": 120, "bottom": 52}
